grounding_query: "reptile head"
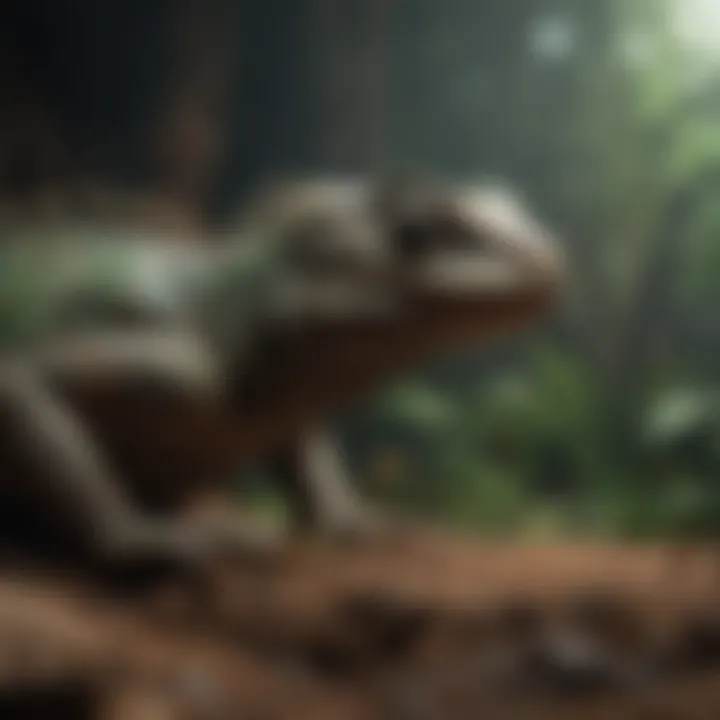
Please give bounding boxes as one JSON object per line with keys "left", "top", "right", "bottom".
{"left": 231, "top": 179, "right": 562, "bottom": 422}
{"left": 375, "top": 177, "right": 565, "bottom": 347}
{"left": 230, "top": 176, "right": 565, "bottom": 432}
{"left": 243, "top": 176, "right": 563, "bottom": 342}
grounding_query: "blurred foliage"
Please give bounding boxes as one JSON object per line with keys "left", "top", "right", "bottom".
{"left": 336, "top": 0, "right": 720, "bottom": 540}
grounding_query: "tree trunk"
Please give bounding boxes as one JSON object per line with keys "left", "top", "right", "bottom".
{"left": 307, "top": 0, "right": 390, "bottom": 173}
{"left": 0, "top": 0, "right": 236, "bottom": 233}
{"left": 146, "top": 0, "right": 236, "bottom": 235}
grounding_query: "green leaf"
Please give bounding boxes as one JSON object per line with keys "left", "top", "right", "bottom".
{"left": 644, "top": 387, "right": 719, "bottom": 446}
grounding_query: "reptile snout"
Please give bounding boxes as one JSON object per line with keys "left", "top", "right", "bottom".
{"left": 466, "top": 185, "right": 566, "bottom": 296}
{"left": 398, "top": 183, "right": 566, "bottom": 301}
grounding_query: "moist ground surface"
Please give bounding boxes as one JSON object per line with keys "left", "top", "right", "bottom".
{"left": 0, "top": 530, "right": 718, "bottom": 718}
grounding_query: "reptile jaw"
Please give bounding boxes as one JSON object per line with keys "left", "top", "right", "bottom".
{"left": 397, "top": 184, "right": 565, "bottom": 306}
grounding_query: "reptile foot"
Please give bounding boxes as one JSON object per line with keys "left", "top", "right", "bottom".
{"left": 95, "top": 516, "right": 282, "bottom": 571}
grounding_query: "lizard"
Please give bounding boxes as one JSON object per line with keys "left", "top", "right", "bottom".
{"left": 0, "top": 176, "right": 564, "bottom": 568}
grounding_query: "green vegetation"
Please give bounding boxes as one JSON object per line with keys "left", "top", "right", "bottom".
{"left": 340, "top": 0, "right": 720, "bottom": 539}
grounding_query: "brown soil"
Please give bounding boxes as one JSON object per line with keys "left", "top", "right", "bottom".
{"left": 0, "top": 529, "right": 719, "bottom": 719}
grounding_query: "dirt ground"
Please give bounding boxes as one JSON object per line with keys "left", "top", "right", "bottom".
{"left": 0, "top": 529, "right": 719, "bottom": 719}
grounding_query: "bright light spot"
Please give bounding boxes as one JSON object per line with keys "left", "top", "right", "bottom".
{"left": 529, "top": 15, "right": 575, "bottom": 61}
{"left": 674, "top": 0, "right": 720, "bottom": 56}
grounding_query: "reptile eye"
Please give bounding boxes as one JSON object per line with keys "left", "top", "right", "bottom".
{"left": 396, "top": 215, "right": 483, "bottom": 260}
{"left": 396, "top": 221, "right": 439, "bottom": 260}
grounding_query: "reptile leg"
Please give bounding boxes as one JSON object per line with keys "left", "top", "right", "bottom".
{"left": 0, "top": 360, "right": 204, "bottom": 564}
{"left": 37, "top": 328, "right": 280, "bottom": 559}
{"left": 0, "top": 335, "right": 275, "bottom": 566}
{"left": 268, "top": 429, "right": 390, "bottom": 541}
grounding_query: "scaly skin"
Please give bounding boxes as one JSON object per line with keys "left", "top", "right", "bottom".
{"left": 0, "top": 178, "right": 564, "bottom": 567}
